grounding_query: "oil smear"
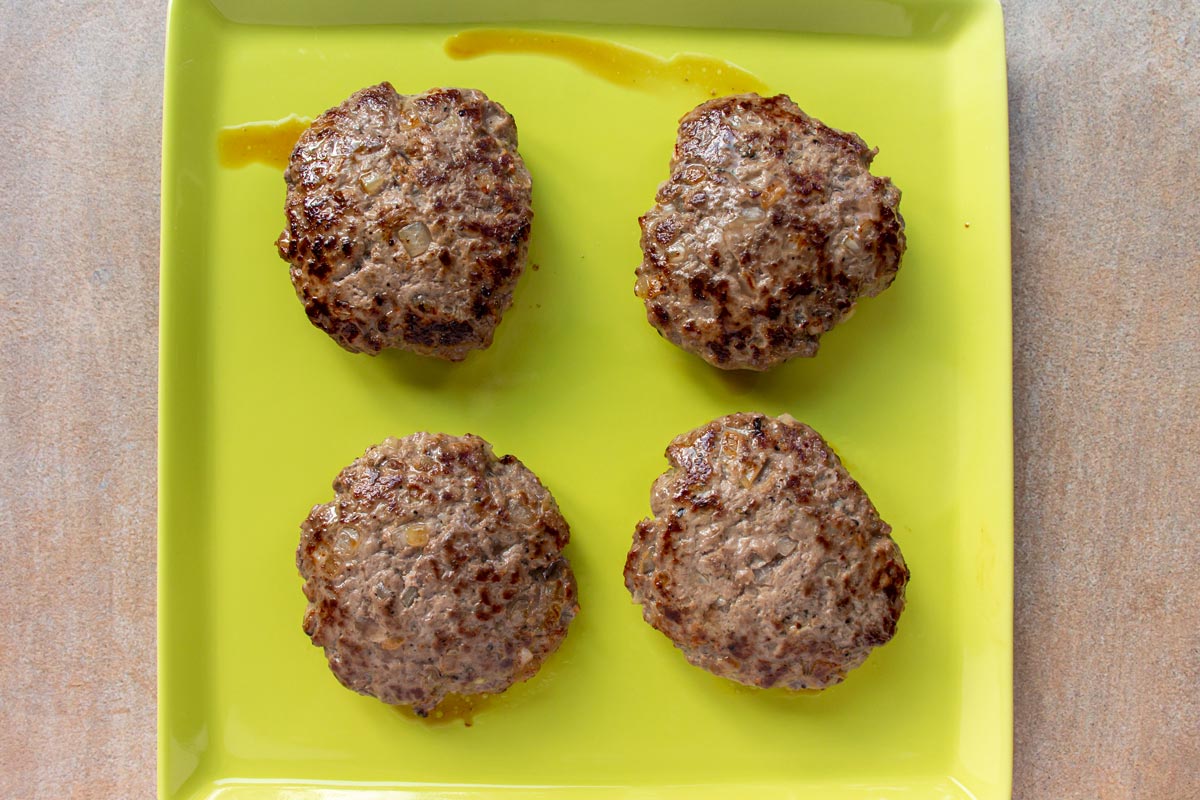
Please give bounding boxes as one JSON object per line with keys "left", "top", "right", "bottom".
{"left": 391, "top": 692, "right": 496, "bottom": 727}
{"left": 217, "top": 115, "right": 311, "bottom": 170}
{"left": 445, "top": 29, "right": 768, "bottom": 98}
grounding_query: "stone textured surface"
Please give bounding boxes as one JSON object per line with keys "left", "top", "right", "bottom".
{"left": 0, "top": 1, "right": 1195, "bottom": 798}
{"left": 0, "top": 2, "right": 164, "bottom": 799}
{"left": 1006, "top": 2, "right": 1200, "bottom": 797}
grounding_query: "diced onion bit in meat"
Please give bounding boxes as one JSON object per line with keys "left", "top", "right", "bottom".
{"left": 403, "top": 524, "right": 430, "bottom": 548}
{"left": 359, "top": 171, "right": 385, "bottom": 194}
{"left": 397, "top": 221, "right": 431, "bottom": 257}
{"left": 739, "top": 461, "right": 764, "bottom": 489}
{"left": 759, "top": 180, "right": 787, "bottom": 208}
{"left": 334, "top": 528, "right": 360, "bottom": 557}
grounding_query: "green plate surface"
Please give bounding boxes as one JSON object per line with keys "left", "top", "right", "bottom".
{"left": 159, "top": 1, "right": 1012, "bottom": 798}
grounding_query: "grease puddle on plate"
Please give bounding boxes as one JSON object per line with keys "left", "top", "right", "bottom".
{"left": 217, "top": 30, "right": 767, "bottom": 169}
{"left": 216, "top": 114, "right": 310, "bottom": 169}
{"left": 445, "top": 28, "right": 768, "bottom": 96}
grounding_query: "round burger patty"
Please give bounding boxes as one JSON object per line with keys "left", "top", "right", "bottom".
{"left": 277, "top": 83, "right": 533, "bottom": 359}
{"left": 298, "top": 433, "right": 577, "bottom": 715}
{"left": 636, "top": 93, "right": 906, "bottom": 371}
{"left": 624, "top": 413, "right": 908, "bottom": 690}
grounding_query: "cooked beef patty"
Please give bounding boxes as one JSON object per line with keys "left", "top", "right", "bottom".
{"left": 625, "top": 413, "right": 908, "bottom": 690}
{"left": 298, "top": 433, "right": 577, "bottom": 715}
{"left": 636, "top": 93, "right": 905, "bottom": 371}
{"left": 277, "top": 83, "right": 533, "bottom": 359}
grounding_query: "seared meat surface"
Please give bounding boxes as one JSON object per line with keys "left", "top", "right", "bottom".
{"left": 278, "top": 83, "right": 532, "bottom": 359}
{"left": 626, "top": 413, "right": 908, "bottom": 689}
{"left": 637, "top": 94, "right": 905, "bottom": 370}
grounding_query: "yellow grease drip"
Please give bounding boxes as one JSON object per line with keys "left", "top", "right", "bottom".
{"left": 445, "top": 29, "right": 768, "bottom": 97}
{"left": 392, "top": 692, "right": 496, "bottom": 727}
{"left": 217, "top": 115, "right": 311, "bottom": 169}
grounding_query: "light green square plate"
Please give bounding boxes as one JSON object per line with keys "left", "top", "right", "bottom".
{"left": 159, "top": 1, "right": 1012, "bottom": 798}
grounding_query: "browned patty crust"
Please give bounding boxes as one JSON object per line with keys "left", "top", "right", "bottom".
{"left": 277, "top": 83, "right": 532, "bottom": 359}
{"left": 636, "top": 93, "right": 905, "bottom": 371}
{"left": 625, "top": 413, "right": 908, "bottom": 689}
{"left": 298, "top": 433, "right": 577, "bottom": 715}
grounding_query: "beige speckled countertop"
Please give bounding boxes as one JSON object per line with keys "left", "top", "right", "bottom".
{"left": 1, "top": 1, "right": 1196, "bottom": 798}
